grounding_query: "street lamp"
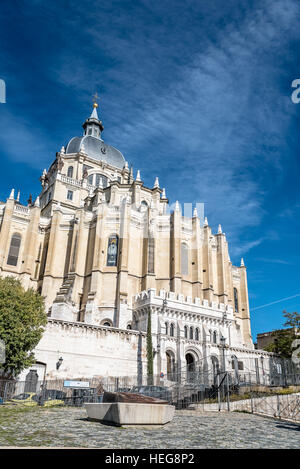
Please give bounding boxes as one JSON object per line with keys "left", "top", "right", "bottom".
{"left": 56, "top": 357, "right": 63, "bottom": 370}
{"left": 220, "top": 335, "right": 226, "bottom": 373}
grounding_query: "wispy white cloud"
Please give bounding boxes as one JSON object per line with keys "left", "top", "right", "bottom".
{"left": 255, "top": 257, "right": 293, "bottom": 265}
{"left": 1, "top": 0, "right": 300, "bottom": 264}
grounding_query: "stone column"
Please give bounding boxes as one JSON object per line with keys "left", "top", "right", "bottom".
{"left": 144, "top": 204, "right": 157, "bottom": 290}
{"left": 216, "top": 231, "right": 229, "bottom": 305}
{"left": 192, "top": 213, "right": 203, "bottom": 299}
{"left": 170, "top": 206, "right": 182, "bottom": 294}
{"left": 21, "top": 205, "right": 41, "bottom": 288}
{"left": 85, "top": 202, "right": 107, "bottom": 322}
{"left": 0, "top": 197, "right": 14, "bottom": 269}
{"left": 202, "top": 224, "right": 214, "bottom": 302}
{"left": 115, "top": 198, "right": 131, "bottom": 328}
{"left": 239, "top": 264, "right": 253, "bottom": 348}
{"left": 42, "top": 207, "right": 63, "bottom": 309}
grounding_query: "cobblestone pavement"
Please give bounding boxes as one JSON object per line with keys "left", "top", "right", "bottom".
{"left": 0, "top": 406, "right": 299, "bottom": 448}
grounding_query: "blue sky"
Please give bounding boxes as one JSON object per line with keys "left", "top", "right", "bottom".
{"left": 0, "top": 0, "right": 300, "bottom": 341}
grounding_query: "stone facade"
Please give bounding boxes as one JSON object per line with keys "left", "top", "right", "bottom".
{"left": 0, "top": 102, "right": 272, "bottom": 381}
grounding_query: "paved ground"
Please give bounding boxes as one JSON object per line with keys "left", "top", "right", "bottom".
{"left": 0, "top": 406, "right": 299, "bottom": 448}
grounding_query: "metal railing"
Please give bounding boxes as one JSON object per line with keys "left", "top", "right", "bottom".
{"left": 1, "top": 369, "right": 300, "bottom": 422}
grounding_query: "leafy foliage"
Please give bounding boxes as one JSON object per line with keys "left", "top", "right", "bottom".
{"left": 0, "top": 277, "right": 47, "bottom": 378}
{"left": 283, "top": 310, "right": 300, "bottom": 329}
{"left": 264, "top": 309, "right": 299, "bottom": 359}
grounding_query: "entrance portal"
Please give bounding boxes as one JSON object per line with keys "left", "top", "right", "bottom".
{"left": 166, "top": 351, "right": 176, "bottom": 381}
{"left": 24, "top": 370, "right": 38, "bottom": 393}
{"left": 186, "top": 353, "right": 196, "bottom": 382}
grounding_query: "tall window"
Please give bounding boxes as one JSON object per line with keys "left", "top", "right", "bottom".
{"left": 67, "top": 166, "right": 73, "bottom": 178}
{"left": 140, "top": 200, "right": 148, "bottom": 212}
{"left": 165, "top": 322, "right": 169, "bottom": 335}
{"left": 107, "top": 235, "right": 119, "bottom": 266}
{"left": 170, "top": 323, "right": 175, "bottom": 337}
{"left": 184, "top": 326, "right": 188, "bottom": 339}
{"left": 195, "top": 328, "right": 199, "bottom": 341}
{"left": 67, "top": 190, "right": 73, "bottom": 201}
{"left": 7, "top": 233, "right": 21, "bottom": 266}
{"left": 234, "top": 287, "right": 239, "bottom": 312}
{"left": 189, "top": 327, "right": 194, "bottom": 340}
{"left": 181, "top": 243, "right": 189, "bottom": 275}
{"left": 213, "top": 331, "right": 217, "bottom": 344}
{"left": 148, "top": 238, "right": 155, "bottom": 274}
{"left": 87, "top": 173, "right": 108, "bottom": 188}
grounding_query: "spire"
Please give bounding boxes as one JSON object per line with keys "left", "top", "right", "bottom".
{"left": 153, "top": 177, "right": 160, "bottom": 189}
{"left": 34, "top": 196, "right": 40, "bottom": 207}
{"left": 240, "top": 258, "right": 245, "bottom": 267}
{"left": 129, "top": 166, "right": 134, "bottom": 183}
{"left": 82, "top": 94, "right": 104, "bottom": 138}
{"left": 16, "top": 190, "right": 20, "bottom": 202}
{"left": 193, "top": 206, "right": 198, "bottom": 218}
{"left": 204, "top": 216, "right": 208, "bottom": 226}
{"left": 136, "top": 170, "right": 141, "bottom": 182}
{"left": 9, "top": 188, "right": 14, "bottom": 200}
{"left": 161, "top": 188, "right": 166, "bottom": 199}
{"left": 218, "top": 224, "right": 222, "bottom": 234}
{"left": 175, "top": 200, "right": 180, "bottom": 212}
{"left": 90, "top": 102, "right": 99, "bottom": 120}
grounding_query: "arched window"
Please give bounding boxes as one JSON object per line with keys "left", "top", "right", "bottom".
{"left": 189, "top": 327, "right": 194, "bottom": 340}
{"left": 88, "top": 173, "right": 108, "bottom": 188}
{"left": 127, "top": 323, "right": 132, "bottom": 330}
{"left": 170, "top": 323, "right": 175, "bottom": 337}
{"left": 107, "top": 235, "right": 119, "bottom": 266}
{"left": 209, "top": 330, "right": 212, "bottom": 342}
{"left": 181, "top": 243, "right": 189, "bottom": 275}
{"left": 213, "top": 331, "right": 217, "bottom": 344}
{"left": 184, "top": 325, "right": 188, "bottom": 339}
{"left": 140, "top": 200, "right": 148, "bottom": 212}
{"left": 67, "top": 166, "right": 74, "bottom": 178}
{"left": 234, "top": 287, "right": 239, "bottom": 312}
{"left": 165, "top": 322, "right": 169, "bottom": 335}
{"left": 195, "top": 328, "right": 199, "bottom": 341}
{"left": 7, "top": 233, "right": 21, "bottom": 266}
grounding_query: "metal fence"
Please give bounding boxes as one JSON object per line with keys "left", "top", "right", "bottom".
{"left": 1, "top": 368, "right": 300, "bottom": 422}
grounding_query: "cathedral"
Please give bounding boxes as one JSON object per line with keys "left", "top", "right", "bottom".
{"left": 0, "top": 100, "right": 272, "bottom": 382}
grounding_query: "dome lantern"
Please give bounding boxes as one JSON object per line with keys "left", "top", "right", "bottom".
{"left": 82, "top": 95, "right": 104, "bottom": 139}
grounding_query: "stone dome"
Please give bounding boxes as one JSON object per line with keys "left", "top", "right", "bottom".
{"left": 65, "top": 135, "right": 126, "bottom": 170}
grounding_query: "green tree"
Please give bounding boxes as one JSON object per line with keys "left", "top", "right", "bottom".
{"left": 0, "top": 277, "right": 47, "bottom": 379}
{"left": 264, "top": 330, "right": 295, "bottom": 358}
{"left": 283, "top": 310, "right": 300, "bottom": 329}
{"left": 146, "top": 310, "right": 154, "bottom": 385}
{"left": 264, "top": 309, "right": 299, "bottom": 359}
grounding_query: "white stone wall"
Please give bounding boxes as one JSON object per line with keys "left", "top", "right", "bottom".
{"left": 34, "top": 320, "right": 147, "bottom": 380}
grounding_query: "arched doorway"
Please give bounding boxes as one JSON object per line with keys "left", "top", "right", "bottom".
{"left": 166, "top": 351, "right": 176, "bottom": 381}
{"left": 186, "top": 353, "right": 196, "bottom": 382}
{"left": 24, "top": 370, "right": 38, "bottom": 393}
